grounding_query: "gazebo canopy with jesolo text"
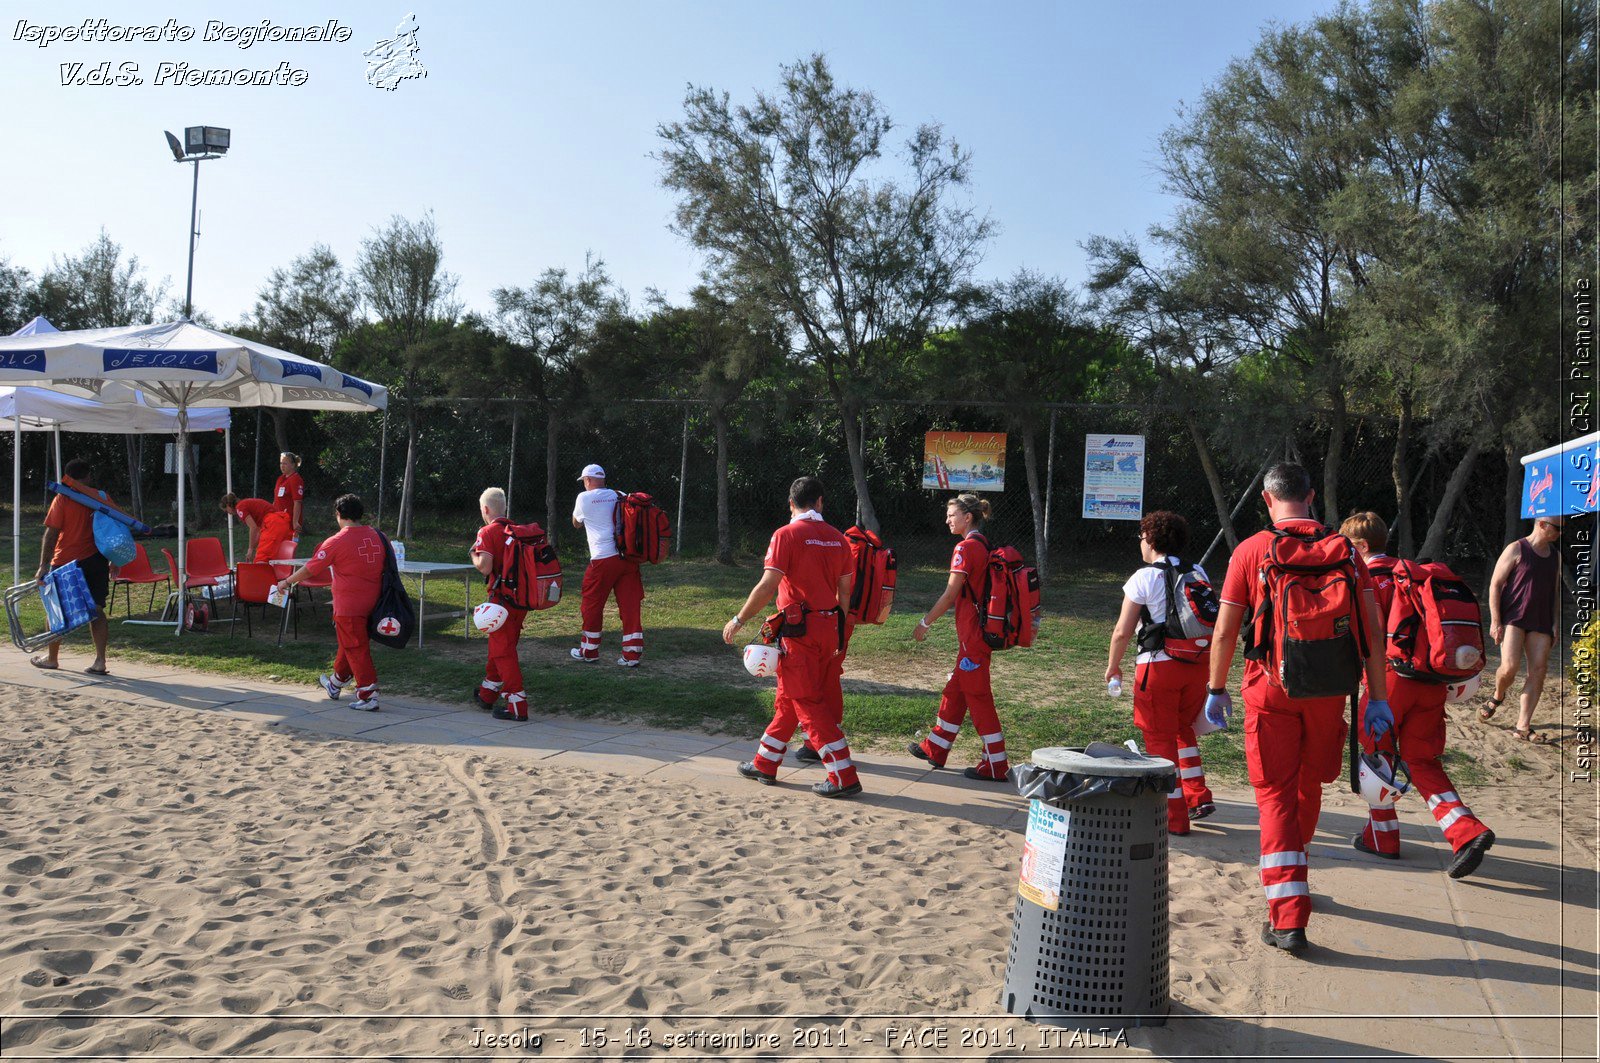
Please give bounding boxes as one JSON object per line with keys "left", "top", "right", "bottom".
{"left": 1521, "top": 432, "right": 1600, "bottom": 519}
{"left": 0, "top": 320, "right": 386, "bottom": 632}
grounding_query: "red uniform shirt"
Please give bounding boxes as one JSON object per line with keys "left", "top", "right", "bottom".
{"left": 1364, "top": 553, "right": 1398, "bottom": 618}
{"left": 1220, "top": 519, "right": 1374, "bottom": 699}
{"left": 273, "top": 472, "right": 306, "bottom": 514}
{"left": 302, "top": 525, "right": 385, "bottom": 617}
{"left": 951, "top": 532, "right": 992, "bottom": 649}
{"left": 472, "top": 518, "right": 511, "bottom": 602}
{"left": 235, "top": 497, "right": 272, "bottom": 526}
{"left": 763, "top": 512, "right": 851, "bottom": 610}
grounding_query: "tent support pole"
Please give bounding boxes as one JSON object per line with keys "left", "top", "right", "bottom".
{"left": 174, "top": 406, "right": 188, "bottom": 636}
{"left": 52, "top": 427, "right": 61, "bottom": 482}
{"left": 376, "top": 408, "right": 388, "bottom": 532}
{"left": 225, "top": 424, "right": 234, "bottom": 570}
{"left": 12, "top": 418, "right": 19, "bottom": 584}
{"left": 252, "top": 407, "right": 261, "bottom": 498}
{"left": 507, "top": 405, "right": 518, "bottom": 515}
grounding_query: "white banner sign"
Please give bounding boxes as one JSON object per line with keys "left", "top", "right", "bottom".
{"left": 1083, "top": 433, "right": 1145, "bottom": 521}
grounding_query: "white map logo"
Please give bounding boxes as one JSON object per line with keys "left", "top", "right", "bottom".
{"left": 364, "top": 12, "right": 426, "bottom": 91}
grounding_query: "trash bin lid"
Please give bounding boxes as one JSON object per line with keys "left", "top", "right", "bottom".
{"left": 1031, "top": 742, "right": 1176, "bottom": 777}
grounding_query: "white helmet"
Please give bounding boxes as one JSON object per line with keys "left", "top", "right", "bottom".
{"left": 473, "top": 602, "right": 509, "bottom": 633}
{"left": 743, "top": 643, "right": 780, "bottom": 678}
{"left": 1358, "top": 750, "right": 1411, "bottom": 809}
{"left": 1445, "top": 672, "right": 1482, "bottom": 705}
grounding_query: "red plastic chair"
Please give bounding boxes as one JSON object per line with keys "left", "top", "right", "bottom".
{"left": 185, "top": 538, "right": 230, "bottom": 590}
{"left": 111, "top": 543, "right": 171, "bottom": 616}
{"left": 230, "top": 562, "right": 278, "bottom": 638}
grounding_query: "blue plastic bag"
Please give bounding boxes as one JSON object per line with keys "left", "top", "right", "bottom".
{"left": 93, "top": 511, "right": 136, "bottom": 567}
{"left": 41, "top": 561, "right": 95, "bottom": 633}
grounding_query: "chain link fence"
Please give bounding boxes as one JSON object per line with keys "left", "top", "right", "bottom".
{"left": 2, "top": 397, "right": 1512, "bottom": 580}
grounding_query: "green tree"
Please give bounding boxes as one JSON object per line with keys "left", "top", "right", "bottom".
{"left": 350, "top": 213, "right": 459, "bottom": 538}
{"left": 657, "top": 54, "right": 992, "bottom": 532}
{"left": 490, "top": 255, "right": 621, "bottom": 542}
{"left": 0, "top": 249, "right": 32, "bottom": 335}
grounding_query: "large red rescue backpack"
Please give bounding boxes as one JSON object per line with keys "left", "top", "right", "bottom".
{"left": 1385, "top": 559, "right": 1485, "bottom": 683}
{"left": 614, "top": 491, "right": 672, "bottom": 564}
{"left": 844, "top": 526, "right": 897, "bottom": 625}
{"left": 489, "top": 520, "right": 564, "bottom": 611}
{"left": 971, "top": 535, "right": 1042, "bottom": 651}
{"left": 1135, "top": 559, "right": 1220, "bottom": 664}
{"left": 1244, "top": 526, "right": 1367, "bottom": 699}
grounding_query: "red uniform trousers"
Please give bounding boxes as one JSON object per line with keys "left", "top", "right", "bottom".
{"left": 478, "top": 607, "right": 529, "bottom": 717}
{"left": 1134, "top": 659, "right": 1214, "bottom": 833}
{"left": 752, "top": 616, "right": 859, "bottom": 788}
{"left": 1359, "top": 672, "right": 1490, "bottom": 855}
{"left": 918, "top": 640, "right": 1008, "bottom": 779}
{"left": 577, "top": 556, "right": 644, "bottom": 662}
{"left": 254, "top": 510, "right": 295, "bottom": 563}
{"left": 1245, "top": 685, "right": 1347, "bottom": 930}
{"left": 332, "top": 616, "right": 378, "bottom": 701}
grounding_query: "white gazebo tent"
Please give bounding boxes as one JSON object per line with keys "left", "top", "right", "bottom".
{"left": 0, "top": 320, "right": 387, "bottom": 632}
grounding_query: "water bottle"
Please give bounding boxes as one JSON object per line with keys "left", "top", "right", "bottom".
{"left": 1107, "top": 677, "right": 1123, "bottom": 698}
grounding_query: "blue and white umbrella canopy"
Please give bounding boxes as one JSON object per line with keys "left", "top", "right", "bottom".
{"left": 0, "top": 320, "right": 386, "bottom": 411}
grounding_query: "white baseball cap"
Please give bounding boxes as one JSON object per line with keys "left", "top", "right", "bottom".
{"left": 578, "top": 463, "right": 606, "bottom": 480}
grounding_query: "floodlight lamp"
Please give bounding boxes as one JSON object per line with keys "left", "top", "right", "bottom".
{"left": 164, "top": 130, "right": 184, "bottom": 161}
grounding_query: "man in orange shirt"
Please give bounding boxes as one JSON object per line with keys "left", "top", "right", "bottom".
{"left": 32, "top": 459, "right": 115, "bottom": 675}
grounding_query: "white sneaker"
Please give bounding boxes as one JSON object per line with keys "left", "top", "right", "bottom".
{"left": 616, "top": 657, "right": 640, "bottom": 668}
{"left": 318, "top": 674, "right": 344, "bottom": 700}
{"left": 349, "top": 696, "right": 380, "bottom": 712}
{"left": 569, "top": 648, "right": 598, "bottom": 663}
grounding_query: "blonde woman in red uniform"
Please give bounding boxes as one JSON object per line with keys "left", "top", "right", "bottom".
{"left": 909, "top": 493, "right": 1010, "bottom": 782}
{"left": 273, "top": 452, "right": 307, "bottom": 542}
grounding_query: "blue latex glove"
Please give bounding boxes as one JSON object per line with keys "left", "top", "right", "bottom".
{"left": 1364, "top": 698, "right": 1395, "bottom": 742}
{"left": 1203, "top": 690, "right": 1233, "bottom": 731}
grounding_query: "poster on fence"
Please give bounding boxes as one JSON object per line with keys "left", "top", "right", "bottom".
{"left": 1083, "top": 433, "right": 1145, "bottom": 521}
{"left": 922, "top": 431, "right": 1007, "bottom": 492}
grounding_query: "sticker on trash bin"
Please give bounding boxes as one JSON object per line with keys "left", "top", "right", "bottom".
{"left": 1019, "top": 799, "right": 1070, "bottom": 910}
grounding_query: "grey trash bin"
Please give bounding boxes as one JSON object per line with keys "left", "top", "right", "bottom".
{"left": 1001, "top": 743, "right": 1177, "bottom": 1029}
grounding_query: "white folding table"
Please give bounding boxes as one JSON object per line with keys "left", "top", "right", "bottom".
{"left": 268, "top": 558, "right": 478, "bottom": 647}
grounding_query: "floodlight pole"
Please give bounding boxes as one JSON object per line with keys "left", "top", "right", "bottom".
{"left": 183, "top": 159, "right": 200, "bottom": 319}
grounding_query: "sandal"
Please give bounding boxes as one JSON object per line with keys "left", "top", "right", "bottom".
{"left": 28, "top": 656, "right": 58, "bottom": 671}
{"left": 1478, "top": 696, "right": 1502, "bottom": 722}
{"left": 1512, "top": 727, "right": 1549, "bottom": 744}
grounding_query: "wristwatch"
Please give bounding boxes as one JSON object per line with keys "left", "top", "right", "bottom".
{"left": 1208, "top": 687, "right": 1227, "bottom": 696}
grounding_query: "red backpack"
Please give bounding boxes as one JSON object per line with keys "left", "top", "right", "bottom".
{"left": 1135, "top": 559, "right": 1219, "bottom": 664}
{"left": 614, "top": 491, "right": 672, "bottom": 564}
{"left": 1385, "top": 559, "right": 1485, "bottom": 683}
{"left": 972, "top": 536, "right": 1042, "bottom": 651}
{"left": 844, "top": 526, "right": 897, "bottom": 625}
{"left": 489, "top": 520, "right": 564, "bottom": 611}
{"left": 1244, "top": 527, "right": 1367, "bottom": 699}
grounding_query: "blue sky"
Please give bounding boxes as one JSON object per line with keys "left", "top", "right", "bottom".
{"left": 0, "top": 1, "right": 1334, "bottom": 325}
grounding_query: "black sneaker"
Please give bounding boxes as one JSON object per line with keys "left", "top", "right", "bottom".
{"left": 1260, "top": 923, "right": 1308, "bottom": 954}
{"left": 491, "top": 706, "right": 528, "bottom": 722}
{"left": 1447, "top": 829, "right": 1495, "bottom": 880}
{"left": 796, "top": 744, "right": 822, "bottom": 764}
{"left": 472, "top": 685, "right": 497, "bottom": 710}
{"left": 1352, "top": 834, "right": 1400, "bottom": 860}
{"left": 812, "top": 778, "right": 863, "bottom": 799}
{"left": 736, "top": 761, "right": 776, "bottom": 786}
{"left": 1190, "top": 802, "right": 1218, "bottom": 821}
{"left": 908, "top": 742, "right": 943, "bottom": 769}
{"left": 962, "top": 766, "right": 1011, "bottom": 783}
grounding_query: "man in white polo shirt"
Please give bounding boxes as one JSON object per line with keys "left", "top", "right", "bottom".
{"left": 570, "top": 463, "right": 645, "bottom": 666}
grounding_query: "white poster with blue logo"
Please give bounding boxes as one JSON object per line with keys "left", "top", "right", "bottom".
{"left": 1521, "top": 432, "right": 1600, "bottom": 518}
{"left": 1083, "top": 434, "right": 1145, "bottom": 521}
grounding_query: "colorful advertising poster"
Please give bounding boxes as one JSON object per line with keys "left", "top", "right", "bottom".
{"left": 1083, "top": 433, "right": 1145, "bottom": 521}
{"left": 1521, "top": 433, "right": 1600, "bottom": 518}
{"left": 1018, "top": 800, "right": 1070, "bottom": 910}
{"left": 923, "top": 431, "right": 1007, "bottom": 492}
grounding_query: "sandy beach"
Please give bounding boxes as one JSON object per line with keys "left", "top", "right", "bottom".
{"left": 1, "top": 659, "right": 1596, "bottom": 1061}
